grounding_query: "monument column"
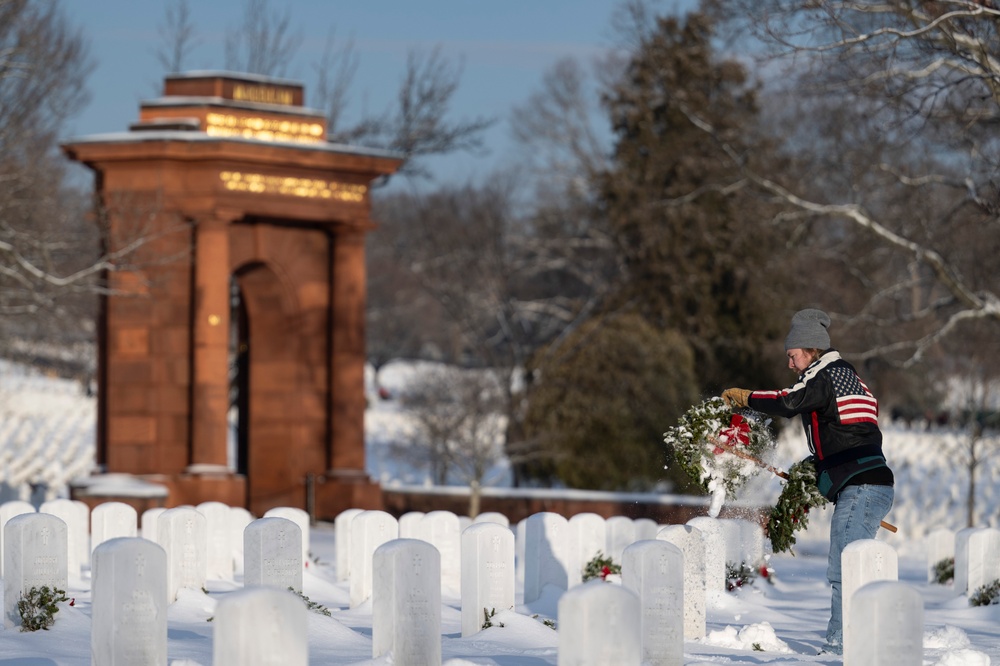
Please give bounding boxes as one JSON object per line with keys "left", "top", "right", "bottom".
{"left": 190, "top": 215, "right": 232, "bottom": 470}
{"left": 328, "top": 228, "right": 367, "bottom": 474}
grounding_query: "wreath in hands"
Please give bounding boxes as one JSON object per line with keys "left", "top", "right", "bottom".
{"left": 664, "top": 397, "right": 775, "bottom": 514}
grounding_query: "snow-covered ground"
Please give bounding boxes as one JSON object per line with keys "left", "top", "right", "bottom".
{"left": 0, "top": 357, "right": 999, "bottom": 664}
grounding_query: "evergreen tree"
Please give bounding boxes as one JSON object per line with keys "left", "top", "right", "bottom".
{"left": 522, "top": 312, "right": 700, "bottom": 491}
{"left": 598, "top": 10, "right": 790, "bottom": 395}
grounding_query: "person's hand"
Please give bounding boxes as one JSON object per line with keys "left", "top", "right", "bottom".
{"left": 722, "top": 388, "right": 751, "bottom": 409}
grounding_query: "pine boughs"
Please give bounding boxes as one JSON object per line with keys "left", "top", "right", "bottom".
{"left": 931, "top": 557, "right": 955, "bottom": 585}
{"left": 766, "top": 458, "right": 829, "bottom": 555}
{"left": 17, "top": 586, "right": 69, "bottom": 631}
{"left": 969, "top": 579, "right": 1000, "bottom": 606}
{"left": 664, "top": 397, "right": 774, "bottom": 508}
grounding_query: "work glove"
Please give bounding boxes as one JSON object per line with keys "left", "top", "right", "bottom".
{"left": 722, "top": 388, "right": 751, "bottom": 409}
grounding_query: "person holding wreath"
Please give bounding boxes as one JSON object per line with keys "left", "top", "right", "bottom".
{"left": 722, "top": 308, "right": 894, "bottom": 655}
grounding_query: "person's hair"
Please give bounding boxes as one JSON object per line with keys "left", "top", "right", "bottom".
{"left": 803, "top": 348, "right": 822, "bottom": 363}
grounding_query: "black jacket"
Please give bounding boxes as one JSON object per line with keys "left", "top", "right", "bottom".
{"left": 747, "top": 350, "right": 892, "bottom": 501}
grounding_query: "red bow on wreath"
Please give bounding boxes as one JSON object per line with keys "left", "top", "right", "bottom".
{"left": 713, "top": 414, "right": 751, "bottom": 454}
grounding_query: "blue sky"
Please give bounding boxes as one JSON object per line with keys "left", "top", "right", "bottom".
{"left": 59, "top": 0, "right": 695, "bottom": 185}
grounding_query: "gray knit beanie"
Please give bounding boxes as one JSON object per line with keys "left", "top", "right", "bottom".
{"left": 784, "top": 309, "right": 832, "bottom": 351}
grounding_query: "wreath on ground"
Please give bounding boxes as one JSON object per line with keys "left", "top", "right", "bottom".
{"left": 664, "top": 397, "right": 775, "bottom": 516}
{"left": 766, "top": 457, "right": 829, "bottom": 555}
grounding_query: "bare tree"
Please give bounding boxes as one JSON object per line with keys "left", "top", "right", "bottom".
{"left": 223, "top": 0, "right": 300, "bottom": 78}
{"left": 699, "top": 0, "right": 1000, "bottom": 367}
{"left": 397, "top": 365, "right": 508, "bottom": 516}
{"left": 0, "top": 0, "right": 97, "bottom": 364}
{"left": 155, "top": 0, "right": 199, "bottom": 73}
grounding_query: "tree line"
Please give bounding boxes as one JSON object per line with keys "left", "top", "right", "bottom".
{"left": 2, "top": 0, "right": 998, "bottom": 503}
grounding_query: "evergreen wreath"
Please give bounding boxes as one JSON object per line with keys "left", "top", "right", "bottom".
{"left": 17, "top": 585, "right": 69, "bottom": 632}
{"left": 582, "top": 551, "right": 621, "bottom": 582}
{"left": 766, "top": 457, "right": 829, "bottom": 555}
{"left": 664, "top": 397, "right": 774, "bottom": 503}
{"left": 969, "top": 579, "right": 1000, "bottom": 607}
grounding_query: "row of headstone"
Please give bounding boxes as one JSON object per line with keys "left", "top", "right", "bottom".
{"left": 924, "top": 525, "right": 1000, "bottom": 599}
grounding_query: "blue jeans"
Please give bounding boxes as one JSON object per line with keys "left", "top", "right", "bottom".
{"left": 825, "top": 484, "right": 894, "bottom": 652}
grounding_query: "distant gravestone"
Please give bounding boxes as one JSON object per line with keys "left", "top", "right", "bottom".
{"left": 461, "top": 522, "right": 515, "bottom": 637}
{"left": 844, "top": 581, "right": 923, "bottom": 665}
{"left": 212, "top": 587, "right": 308, "bottom": 666}
{"left": 72, "top": 499, "right": 92, "bottom": 569}
{"left": 953, "top": 527, "right": 978, "bottom": 594}
{"left": 158, "top": 507, "right": 207, "bottom": 603}
{"left": 558, "top": 581, "right": 641, "bottom": 666}
{"left": 606, "top": 515, "right": 636, "bottom": 562}
{"left": 263, "top": 507, "right": 310, "bottom": 570}
{"left": 687, "top": 516, "right": 726, "bottom": 593}
{"left": 738, "top": 519, "right": 765, "bottom": 566}
{"left": 228, "top": 506, "right": 254, "bottom": 576}
{"left": 523, "top": 512, "right": 572, "bottom": 604}
{"left": 349, "top": 510, "right": 398, "bottom": 607}
{"left": 656, "top": 524, "right": 706, "bottom": 639}
{"left": 622, "top": 539, "right": 684, "bottom": 666}
{"left": 568, "top": 513, "right": 606, "bottom": 588}
{"left": 3, "top": 512, "right": 68, "bottom": 628}
{"left": 40, "top": 498, "right": 84, "bottom": 581}
{"left": 719, "top": 518, "right": 743, "bottom": 566}
{"left": 474, "top": 512, "right": 509, "bottom": 528}
{"left": 956, "top": 527, "right": 1000, "bottom": 597}
{"left": 925, "top": 527, "right": 955, "bottom": 583}
{"left": 140, "top": 508, "right": 166, "bottom": 544}
{"left": 0, "top": 499, "right": 36, "bottom": 578}
{"left": 244, "top": 517, "right": 303, "bottom": 593}
{"left": 91, "top": 501, "right": 137, "bottom": 554}
{"left": 842, "top": 539, "right": 898, "bottom": 651}
{"left": 91, "top": 537, "right": 168, "bottom": 665}
{"left": 633, "top": 518, "right": 659, "bottom": 541}
{"left": 515, "top": 519, "right": 526, "bottom": 589}
{"left": 197, "top": 501, "right": 233, "bottom": 580}
{"left": 420, "top": 510, "right": 461, "bottom": 596}
{"left": 372, "top": 539, "right": 442, "bottom": 665}
{"left": 335, "top": 508, "right": 364, "bottom": 582}
{"left": 398, "top": 511, "right": 426, "bottom": 539}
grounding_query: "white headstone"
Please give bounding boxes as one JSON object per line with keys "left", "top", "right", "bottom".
{"left": 372, "top": 539, "right": 442, "bottom": 665}
{"left": 228, "top": 506, "right": 254, "bottom": 576}
{"left": 687, "top": 516, "right": 726, "bottom": 593}
{"left": 140, "top": 508, "right": 167, "bottom": 544}
{"left": 622, "top": 539, "right": 684, "bottom": 666}
{"left": 474, "top": 512, "right": 510, "bottom": 528}
{"left": 957, "top": 527, "right": 1000, "bottom": 597}
{"left": 719, "top": 518, "right": 743, "bottom": 566}
{"left": 738, "top": 518, "right": 765, "bottom": 565}
{"left": 605, "top": 515, "right": 636, "bottom": 562}
{"left": 0, "top": 499, "right": 36, "bottom": 578}
{"left": 334, "top": 507, "right": 364, "bottom": 582}
{"left": 523, "top": 512, "right": 572, "bottom": 604}
{"left": 925, "top": 527, "right": 955, "bottom": 583}
{"left": 461, "top": 522, "right": 515, "bottom": 637}
{"left": 91, "top": 537, "right": 168, "bottom": 665}
{"left": 349, "top": 510, "right": 399, "bottom": 608}
{"left": 656, "top": 524, "right": 706, "bottom": 639}
{"left": 263, "top": 507, "right": 310, "bottom": 570}
{"left": 191, "top": 503, "right": 229, "bottom": 578}
{"left": 844, "top": 581, "right": 923, "bottom": 665}
{"left": 419, "top": 510, "right": 461, "bottom": 596}
{"left": 398, "top": 511, "right": 426, "bottom": 539}
{"left": 72, "top": 500, "right": 92, "bottom": 570}
{"left": 633, "top": 518, "right": 659, "bottom": 541}
{"left": 212, "top": 587, "right": 308, "bottom": 666}
{"left": 569, "top": 512, "right": 606, "bottom": 588}
{"left": 196, "top": 501, "right": 234, "bottom": 580}
{"left": 244, "top": 517, "right": 303, "bottom": 593}
{"left": 515, "top": 519, "right": 526, "bottom": 590}
{"left": 40, "top": 498, "right": 84, "bottom": 581}
{"left": 3, "top": 512, "right": 68, "bottom": 628}
{"left": 158, "top": 507, "right": 207, "bottom": 603}
{"left": 92, "top": 501, "right": 138, "bottom": 553}
{"left": 842, "top": 538, "right": 898, "bottom": 651}
{"left": 953, "top": 527, "right": 978, "bottom": 594}
{"left": 557, "top": 580, "right": 641, "bottom": 666}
